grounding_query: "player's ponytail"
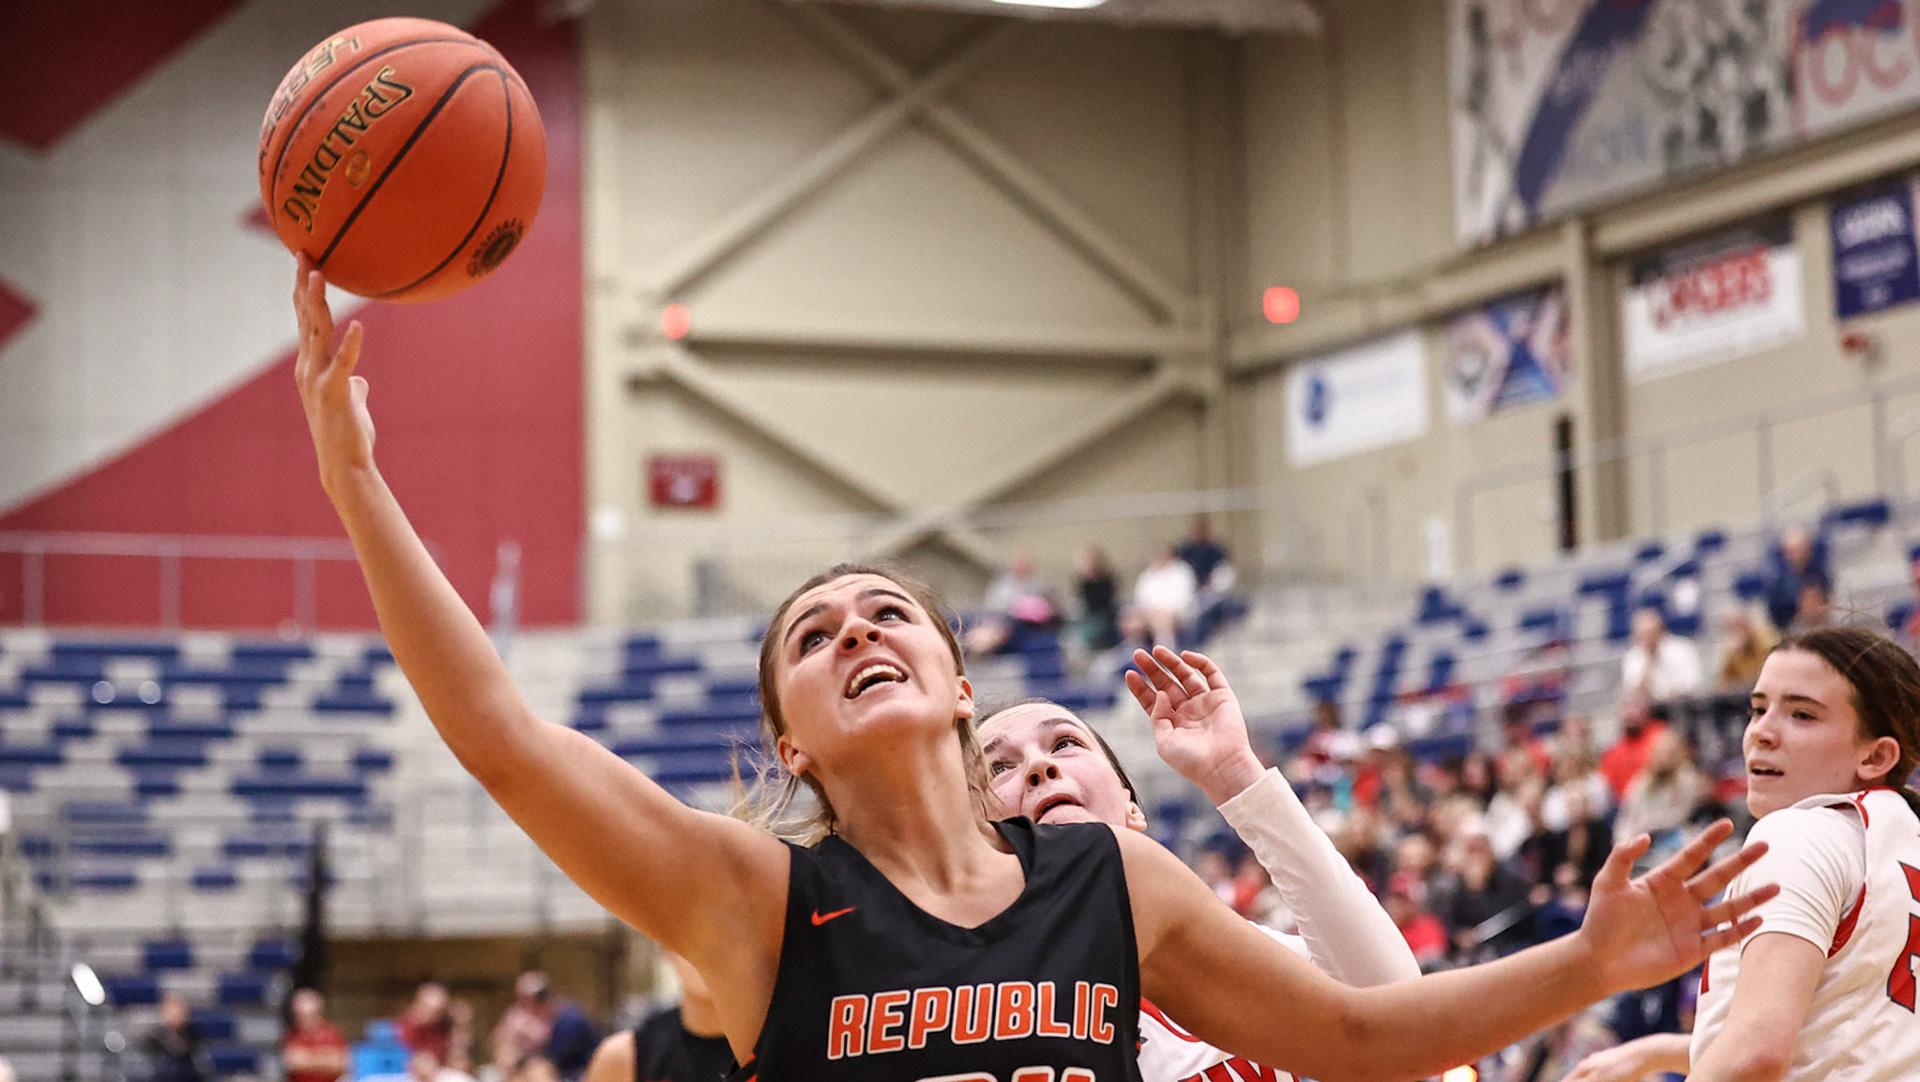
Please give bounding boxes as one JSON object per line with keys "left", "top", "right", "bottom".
{"left": 1775, "top": 626, "right": 1920, "bottom": 820}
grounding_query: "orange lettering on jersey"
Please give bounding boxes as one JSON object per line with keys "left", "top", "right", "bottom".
{"left": 1011, "top": 1069, "right": 1053, "bottom": 1082}
{"left": 1073, "top": 981, "right": 1090, "bottom": 1041}
{"left": 953, "top": 984, "right": 994, "bottom": 1044}
{"left": 869, "top": 990, "right": 910, "bottom": 1054}
{"left": 827, "top": 995, "right": 866, "bottom": 1060}
{"left": 1090, "top": 983, "right": 1119, "bottom": 1043}
{"left": 908, "top": 987, "right": 953, "bottom": 1050}
{"left": 1062, "top": 1071, "right": 1095, "bottom": 1082}
{"left": 995, "top": 981, "right": 1037, "bottom": 1040}
{"left": 1036, "top": 982, "right": 1072, "bottom": 1039}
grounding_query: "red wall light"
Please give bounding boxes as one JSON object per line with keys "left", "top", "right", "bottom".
{"left": 1262, "top": 286, "right": 1301, "bottom": 324}
{"left": 661, "top": 303, "right": 691, "bottom": 340}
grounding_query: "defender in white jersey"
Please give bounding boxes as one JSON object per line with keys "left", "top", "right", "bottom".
{"left": 1640, "top": 627, "right": 1920, "bottom": 1082}
{"left": 979, "top": 646, "right": 1423, "bottom": 1082}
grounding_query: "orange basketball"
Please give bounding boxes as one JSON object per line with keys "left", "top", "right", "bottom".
{"left": 257, "top": 17, "right": 547, "bottom": 303}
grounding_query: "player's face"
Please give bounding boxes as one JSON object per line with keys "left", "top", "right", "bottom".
{"left": 1744, "top": 649, "right": 1886, "bottom": 816}
{"left": 978, "top": 704, "right": 1144, "bottom": 830}
{"left": 772, "top": 574, "right": 972, "bottom": 771}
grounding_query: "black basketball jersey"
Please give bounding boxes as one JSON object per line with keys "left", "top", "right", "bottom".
{"left": 727, "top": 817, "right": 1144, "bottom": 1082}
{"left": 630, "top": 1007, "right": 734, "bottom": 1082}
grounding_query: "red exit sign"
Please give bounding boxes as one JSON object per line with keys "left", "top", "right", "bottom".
{"left": 648, "top": 454, "right": 720, "bottom": 510}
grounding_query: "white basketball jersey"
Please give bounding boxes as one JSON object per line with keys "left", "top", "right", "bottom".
{"left": 1693, "top": 788, "right": 1920, "bottom": 1082}
{"left": 1136, "top": 923, "right": 1298, "bottom": 1082}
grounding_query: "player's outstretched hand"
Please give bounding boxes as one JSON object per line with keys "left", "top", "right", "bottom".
{"left": 291, "top": 255, "right": 373, "bottom": 492}
{"left": 1576, "top": 821, "right": 1776, "bottom": 995}
{"left": 1126, "top": 646, "right": 1265, "bottom": 805}
{"left": 1558, "top": 1032, "right": 1690, "bottom": 1082}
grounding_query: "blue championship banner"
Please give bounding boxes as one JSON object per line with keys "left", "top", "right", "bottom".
{"left": 1443, "top": 285, "right": 1570, "bottom": 422}
{"left": 1832, "top": 179, "right": 1920, "bottom": 319}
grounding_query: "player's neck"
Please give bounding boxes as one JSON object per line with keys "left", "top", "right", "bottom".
{"left": 679, "top": 994, "right": 724, "bottom": 1039}
{"left": 831, "top": 738, "right": 1019, "bottom": 918}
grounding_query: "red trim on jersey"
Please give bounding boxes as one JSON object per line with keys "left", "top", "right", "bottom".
{"left": 1138, "top": 999, "right": 1204, "bottom": 1043}
{"left": 1829, "top": 882, "right": 1869, "bottom": 956}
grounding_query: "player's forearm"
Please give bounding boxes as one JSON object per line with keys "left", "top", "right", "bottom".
{"left": 1336, "top": 934, "right": 1608, "bottom": 1081}
{"left": 324, "top": 464, "right": 535, "bottom": 781}
{"left": 1616, "top": 1032, "right": 1693, "bottom": 1075}
{"left": 1220, "top": 768, "right": 1419, "bottom": 985}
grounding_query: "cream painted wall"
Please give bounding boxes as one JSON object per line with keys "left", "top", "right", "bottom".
{"left": 582, "top": 0, "right": 1221, "bottom": 621}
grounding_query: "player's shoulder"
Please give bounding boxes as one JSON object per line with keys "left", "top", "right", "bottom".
{"left": 1746, "top": 796, "right": 1868, "bottom": 865}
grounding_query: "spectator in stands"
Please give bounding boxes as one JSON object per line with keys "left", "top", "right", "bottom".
{"left": 1612, "top": 729, "right": 1706, "bottom": 859}
{"left": 1542, "top": 716, "right": 1614, "bottom": 833}
{"left": 1174, "top": 516, "right": 1239, "bottom": 643}
{"left": 490, "top": 972, "right": 558, "bottom": 1082}
{"left": 1763, "top": 523, "right": 1830, "bottom": 634}
{"left": 542, "top": 998, "right": 600, "bottom": 1082}
{"left": 1598, "top": 694, "right": 1670, "bottom": 801}
{"left": 1527, "top": 783, "right": 1613, "bottom": 892}
{"left": 962, "top": 551, "right": 1060, "bottom": 656}
{"left": 141, "top": 993, "right": 206, "bottom": 1082}
{"left": 1288, "top": 699, "right": 1345, "bottom": 782}
{"left": 1438, "top": 828, "right": 1534, "bottom": 960}
{"left": 398, "top": 982, "right": 459, "bottom": 1068}
{"left": 582, "top": 952, "right": 731, "bottom": 1082}
{"left": 1482, "top": 748, "right": 1545, "bottom": 861}
{"left": 1069, "top": 545, "right": 1121, "bottom": 651}
{"left": 1788, "top": 577, "right": 1834, "bottom": 634}
{"left": 1903, "top": 554, "right": 1920, "bottom": 647}
{"left": 283, "top": 989, "right": 350, "bottom": 1082}
{"left": 409, "top": 1050, "right": 476, "bottom": 1082}
{"left": 1620, "top": 606, "right": 1702, "bottom": 703}
{"left": 1128, "top": 545, "right": 1197, "bottom": 649}
{"left": 1713, "top": 605, "right": 1776, "bottom": 691}
{"left": 1383, "top": 873, "right": 1448, "bottom": 968}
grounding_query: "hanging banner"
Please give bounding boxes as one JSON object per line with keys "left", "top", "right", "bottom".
{"left": 1285, "top": 331, "right": 1430, "bottom": 467}
{"left": 1451, "top": 0, "right": 1920, "bottom": 246}
{"left": 1620, "top": 219, "right": 1804, "bottom": 382}
{"left": 1831, "top": 178, "right": 1920, "bottom": 320}
{"left": 1444, "top": 285, "right": 1571, "bottom": 421}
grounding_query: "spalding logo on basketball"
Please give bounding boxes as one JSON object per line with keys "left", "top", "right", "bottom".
{"left": 258, "top": 17, "right": 547, "bottom": 303}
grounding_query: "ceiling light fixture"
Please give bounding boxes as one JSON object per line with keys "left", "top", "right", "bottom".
{"left": 989, "top": 0, "right": 1108, "bottom": 8}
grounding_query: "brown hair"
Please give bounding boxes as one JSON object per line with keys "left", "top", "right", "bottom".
{"left": 978, "top": 699, "right": 1140, "bottom": 807}
{"left": 1773, "top": 626, "right": 1920, "bottom": 817}
{"left": 743, "top": 562, "right": 996, "bottom": 844}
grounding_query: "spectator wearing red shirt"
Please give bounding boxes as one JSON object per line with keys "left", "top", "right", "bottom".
{"left": 1385, "top": 873, "right": 1447, "bottom": 967}
{"left": 1598, "top": 695, "right": 1669, "bottom": 801}
{"left": 283, "top": 989, "right": 349, "bottom": 1082}
{"left": 398, "top": 982, "right": 457, "bottom": 1066}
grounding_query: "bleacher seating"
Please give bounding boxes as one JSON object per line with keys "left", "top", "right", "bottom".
{"left": 0, "top": 628, "right": 401, "bottom": 1081}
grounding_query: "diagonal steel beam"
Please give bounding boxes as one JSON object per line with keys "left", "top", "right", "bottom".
{"left": 870, "top": 366, "right": 1194, "bottom": 557}
{"left": 634, "top": 342, "right": 1003, "bottom": 566}
{"left": 641, "top": 20, "right": 1024, "bottom": 300}
{"left": 773, "top": 0, "right": 1191, "bottom": 321}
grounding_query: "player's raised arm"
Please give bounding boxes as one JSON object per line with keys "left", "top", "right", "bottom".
{"left": 1120, "top": 816, "right": 1773, "bottom": 1082}
{"left": 1128, "top": 646, "right": 1419, "bottom": 986}
{"left": 290, "top": 260, "right": 787, "bottom": 965}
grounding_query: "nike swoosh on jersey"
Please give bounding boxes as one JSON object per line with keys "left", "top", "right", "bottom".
{"left": 811, "top": 906, "right": 857, "bottom": 926}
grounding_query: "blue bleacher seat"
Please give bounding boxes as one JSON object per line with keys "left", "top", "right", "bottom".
{"left": 217, "top": 973, "right": 269, "bottom": 1006}
{"left": 364, "top": 643, "right": 395, "bottom": 664}
{"left": 232, "top": 773, "right": 367, "bottom": 802}
{"left": 233, "top": 641, "right": 314, "bottom": 662}
{"left": 148, "top": 719, "right": 234, "bottom": 741}
{"left": 190, "top": 1010, "right": 237, "bottom": 1042}
{"left": 53, "top": 639, "right": 179, "bottom": 661}
{"left": 144, "top": 941, "right": 194, "bottom": 972}
{"left": 191, "top": 867, "right": 239, "bottom": 891}
{"left": 0, "top": 688, "right": 28, "bottom": 710}
{"left": 248, "top": 940, "right": 296, "bottom": 970}
{"left": 0, "top": 744, "right": 62, "bottom": 766}
{"left": 71, "top": 832, "right": 170, "bottom": 859}
{"left": 310, "top": 688, "right": 394, "bottom": 715}
{"left": 117, "top": 741, "right": 209, "bottom": 769}
{"left": 1823, "top": 498, "right": 1890, "bottom": 529}
{"left": 1888, "top": 601, "right": 1915, "bottom": 635}
{"left": 352, "top": 748, "right": 395, "bottom": 773}
{"left": 72, "top": 870, "right": 139, "bottom": 892}
{"left": 1492, "top": 567, "right": 1526, "bottom": 591}
{"left": 61, "top": 802, "right": 145, "bottom": 825}
{"left": 209, "top": 1046, "right": 260, "bottom": 1074}
{"left": 1693, "top": 528, "right": 1727, "bottom": 554}
{"left": 1733, "top": 570, "right": 1768, "bottom": 601}
{"left": 103, "top": 976, "right": 160, "bottom": 1005}
{"left": 1633, "top": 541, "right": 1665, "bottom": 562}
{"left": 258, "top": 747, "right": 302, "bottom": 770}
{"left": 0, "top": 765, "right": 34, "bottom": 792}
{"left": 1426, "top": 651, "right": 1456, "bottom": 692}
{"left": 51, "top": 717, "right": 94, "bottom": 741}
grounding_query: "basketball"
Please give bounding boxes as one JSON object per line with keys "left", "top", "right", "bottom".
{"left": 257, "top": 17, "right": 547, "bottom": 303}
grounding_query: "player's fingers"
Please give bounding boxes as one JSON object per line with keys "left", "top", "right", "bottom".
{"left": 1699, "top": 882, "right": 1778, "bottom": 930}
{"left": 1684, "top": 839, "right": 1768, "bottom": 902}
{"left": 1650, "top": 818, "right": 1735, "bottom": 882}
{"left": 1593, "top": 832, "right": 1651, "bottom": 893}
{"left": 1181, "top": 651, "right": 1230, "bottom": 692}
{"left": 1701, "top": 913, "right": 1765, "bottom": 954}
{"left": 348, "top": 375, "right": 370, "bottom": 410}
{"left": 1152, "top": 645, "right": 1205, "bottom": 697}
{"left": 1124, "top": 669, "right": 1156, "bottom": 716}
{"left": 334, "top": 321, "right": 365, "bottom": 381}
{"left": 1133, "top": 649, "right": 1180, "bottom": 696}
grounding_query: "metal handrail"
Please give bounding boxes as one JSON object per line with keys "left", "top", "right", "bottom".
{"left": 1454, "top": 373, "right": 1920, "bottom": 571}
{"left": 0, "top": 531, "right": 443, "bottom": 630}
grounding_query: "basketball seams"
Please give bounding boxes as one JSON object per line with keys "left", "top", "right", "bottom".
{"left": 263, "top": 36, "right": 488, "bottom": 216}
{"left": 371, "top": 68, "right": 519, "bottom": 299}
{"left": 313, "top": 63, "right": 505, "bottom": 273}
